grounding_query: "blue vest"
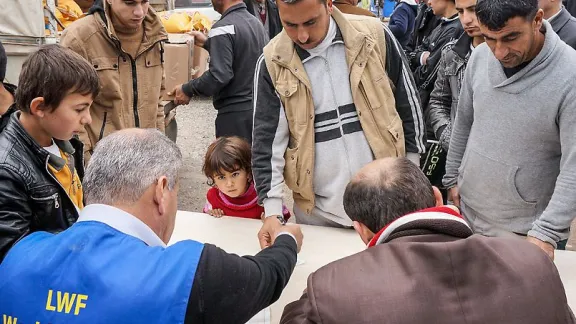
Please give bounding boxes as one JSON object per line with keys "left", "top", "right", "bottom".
{"left": 0, "top": 221, "right": 204, "bottom": 323}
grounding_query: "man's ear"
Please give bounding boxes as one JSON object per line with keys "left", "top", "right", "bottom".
{"left": 534, "top": 8, "right": 544, "bottom": 29}
{"left": 29, "top": 97, "right": 46, "bottom": 117}
{"left": 353, "top": 221, "right": 375, "bottom": 245}
{"left": 432, "top": 186, "right": 444, "bottom": 207}
{"left": 327, "top": 0, "right": 333, "bottom": 12}
{"left": 154, "top": 176, "right": 170, "bottom": 215}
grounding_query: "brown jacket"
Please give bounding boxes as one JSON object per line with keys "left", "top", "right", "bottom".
{"left": 262, "top": 9, "right": 405, "bottom": 214}
{"left": 60, "top": 2, "right": 167, "bottom": 159}
{"left": 334, "top": 2, "right": 376, "bottom": 17}
{"left": 281, "top": 207, "right": 576, "bottom": 324}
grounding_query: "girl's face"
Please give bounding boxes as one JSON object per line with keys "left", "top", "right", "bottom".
{"left": 213, "top": 168, "right": 250, "bottom": 198}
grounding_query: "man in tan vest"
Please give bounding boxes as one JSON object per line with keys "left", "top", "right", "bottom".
{"left": 253, "top": 0, "right": 425, "bottom": 247}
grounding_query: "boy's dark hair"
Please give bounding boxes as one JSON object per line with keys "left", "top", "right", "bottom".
{"left": 203, "top": 136, "right": 252, "bottom": 186}
{"left": 344, "top": 158, "right": 436, "bottom": 234}
{"left": 0, "top": 41, "right": 7, "bottom": 83}
{"left": 476, "top": 0, "right": 539, "bottom": 31}
{"left": 15, "top": 44, "right": 100, "bottom": 113}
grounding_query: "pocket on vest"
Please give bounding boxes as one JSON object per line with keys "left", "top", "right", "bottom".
{"left": 283, "top": 146, "right": 300, "bottom": 191}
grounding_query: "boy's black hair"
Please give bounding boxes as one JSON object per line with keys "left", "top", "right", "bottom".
{"left": 476, "top": 0, "right": 539, "bottom": 31}
{"left": 15, "top": 44, "right": 100, "bottom": 113}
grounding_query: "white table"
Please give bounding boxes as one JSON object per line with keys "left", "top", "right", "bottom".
{"left": 170, "top": 211, "right": 576, "bottom": 323}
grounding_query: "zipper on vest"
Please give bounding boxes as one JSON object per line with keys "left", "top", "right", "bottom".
{"left": 99, "top": 112, "right": 108, "bottom": 141}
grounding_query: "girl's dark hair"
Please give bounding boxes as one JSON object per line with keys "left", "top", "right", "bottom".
{"left": 202, "top": 136, "right": 252, "bottom": 186}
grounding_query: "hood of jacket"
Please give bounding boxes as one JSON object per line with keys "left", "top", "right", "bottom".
{"left": 368, "top": 206, "right": 473, "bottom": 247}
{"left": 399, "top": 0, "right": 418, "bottom": 7}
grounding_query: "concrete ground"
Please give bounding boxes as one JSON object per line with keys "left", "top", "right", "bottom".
{"left": 175, "top": 97, "right": 575, "bottom": 250}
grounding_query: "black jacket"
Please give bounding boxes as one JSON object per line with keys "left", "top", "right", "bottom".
{"left": 408, "top": 15, "right": 462, "bottom": 137}
{"left": 182, "top": 3, "right": 269, "bottom": 114}
{"left": 185, "top": 235, "right": 297, "bottom": 322}
{"left": 551, "top": 7, "right": 576, "bottom": 49}
{"left": 0, "top": 112, "right": 84, "bottom": 262}
{"left": 427, "top": 34, "right": 471, "bottom": 151}
{"left": 564, "top": 0, "right": 576, "bottom": 17}
{"left": 244, "top": 0, "right": 282, "bottom": 40}
{"left": 405, "top": 3, "right": 439, "bottom": 52}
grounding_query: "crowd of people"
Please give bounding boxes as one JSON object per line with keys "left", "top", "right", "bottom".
{"left": 0, "top": 0, "right": 575, "bottom": 322}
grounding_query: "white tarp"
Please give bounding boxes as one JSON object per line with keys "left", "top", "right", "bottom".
{"left": 0, "top": 0, "right": 45, "bottom": 38}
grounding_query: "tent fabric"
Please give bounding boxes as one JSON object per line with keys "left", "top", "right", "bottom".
{"left": 0, "top": 0, "right": 46, "bottom": 38}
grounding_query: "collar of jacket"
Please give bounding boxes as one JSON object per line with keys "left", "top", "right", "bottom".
{"left": 89, "top": 0, "right": 168, "bottom": 55}
{"left": 271, "top": 7, "right": 370, "bottom": 72}
{"left": 550, "top": 7, "right": 572, "bottom": 34}
{"left": 452, "top": 33, "right": 473, "bottom": 60}
{"left": 294, "top": 23, "right": 343, "bottom": 61}
{"left": 222, "top": 2, "right": 248, "bottom": 18}
{"left": 5, "top": 111, "right": 78, "bottom": 170}
{"left": 367, "top": 206, "right": 473, "bottom": 247}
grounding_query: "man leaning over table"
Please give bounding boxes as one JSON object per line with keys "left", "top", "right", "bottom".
{"left": 0, "top": 129, "right": 303, "bottom": 323}
{"left": 281, "top": 158, "right": 575, "bottom": 324}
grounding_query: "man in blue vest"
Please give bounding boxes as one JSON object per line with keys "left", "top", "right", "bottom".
{"left": 0, "top": 128, "right": 303, "bottom": 323}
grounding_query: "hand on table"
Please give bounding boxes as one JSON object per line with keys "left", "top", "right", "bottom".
{"left": 168, "top": 85, "right": 191, "bottom": 106}
{"left": 258, "top": 216, "right": 303, "bottom": 252}
{"left": 526, "top": 236, "right": 555, "bottom": 260}
{"left": 208, "top": 209, "right": 225, "bottom": 218}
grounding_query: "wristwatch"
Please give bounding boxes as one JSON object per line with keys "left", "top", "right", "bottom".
{"left": 276, "top": 215, "right": 286, "bottom": 225}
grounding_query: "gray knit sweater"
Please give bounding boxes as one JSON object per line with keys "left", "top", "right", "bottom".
{"left": 443, "top": 21, "right": 576, "bottom": 246}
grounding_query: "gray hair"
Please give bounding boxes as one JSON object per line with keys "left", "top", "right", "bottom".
{"left": 83, "top": 129, "right": 183, "bottom": 205}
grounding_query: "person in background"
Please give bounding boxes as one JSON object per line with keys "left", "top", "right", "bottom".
{"left": 0, "top": 41, "right": 16, "bottom": 119}
{"left": 0, "top": 128, "right": 304, "bottom": 323}
{"left": 564, "top": 0, "right": 576, "bottom": 16}
{"left": 389, "top": 0, "right": 418, "bottom": 49}
{"left": 60, "top": 0, "right": 168, "bottom": 161}
{"left": 405, "top": 1, "right": 440, "bottom": 52}
{"left": 202, "top": 136, "right": 291, "bottom": 220}
{"left": 540, "top": 0, "right": 576, "bottom": 48}
{"left": 244, "top": 0, "right": 283, "bottom": 39}
{"left": 444, "top": 0, "right": 576, "bottom": 259}
{"left": 171, "top": 0, "right": 268, "bottom": 143}
{"left": 280, "top": 158, "right": 576, "bottom": 324}
{"left": 0, "top": 45, "right": 98, "bottom": 262}
{"left": 423, "top": 0, "right": 483, "bottom": 195}
{"left": 333, "top": 0, "right": 376, "bottom": 16}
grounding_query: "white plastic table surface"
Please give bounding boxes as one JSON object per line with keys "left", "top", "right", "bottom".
{"left": 170, "top": 211, "right": 576, "bottom": 323}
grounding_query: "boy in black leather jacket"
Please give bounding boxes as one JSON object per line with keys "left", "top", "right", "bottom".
{"left": 0, "top": 45, "right": 99, "bottom": 262}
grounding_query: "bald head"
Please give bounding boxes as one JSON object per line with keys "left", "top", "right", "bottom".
{"left": 84, "top": 128, "right": 182, "bottom": 205}
{"left": 344, "top": 158, "right": 436, "bottom": 234}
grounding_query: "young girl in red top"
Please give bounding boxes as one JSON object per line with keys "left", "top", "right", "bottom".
{"left": 202, "top": 136, "right": 290, "bottom": 220}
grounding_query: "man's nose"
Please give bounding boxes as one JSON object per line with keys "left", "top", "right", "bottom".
{"left": 494, "top": 43, "right": 509, "bottom": 61}
{"left": 297, "top": 28, "right": 309, "bottom": 44}
{"left": 133, "top": 5, "right": 144, "bottom": 18}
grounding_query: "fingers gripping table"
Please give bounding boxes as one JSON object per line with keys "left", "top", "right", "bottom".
{"left": 169, "top": 211, "right": 576, "bottom": 323}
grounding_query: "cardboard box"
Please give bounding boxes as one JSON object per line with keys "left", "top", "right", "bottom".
{"left": 162, "top": 34, "right": 194, "bottom": 100}
{"left": 192, "top": 45, "right": 209, "bottom": 79}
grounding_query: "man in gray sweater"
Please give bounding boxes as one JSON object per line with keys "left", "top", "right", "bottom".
{"left": 443, "top": 0, "right": 576, "bottom": 259}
